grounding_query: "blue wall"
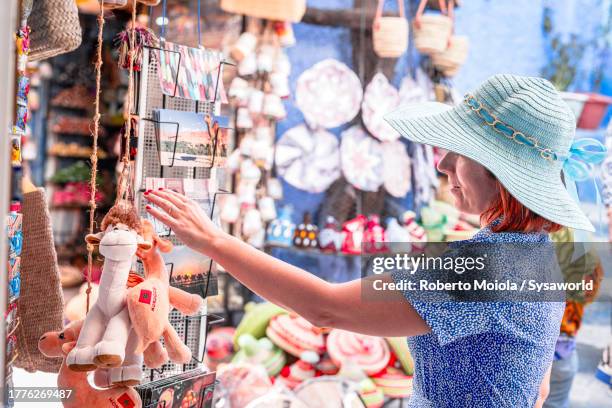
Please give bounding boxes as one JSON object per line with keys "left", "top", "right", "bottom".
{"left": 268, "top": 0, "right": 612, "bottom": 279}
{"left": 277, "top": 0, "right": 612, "bottom": 221}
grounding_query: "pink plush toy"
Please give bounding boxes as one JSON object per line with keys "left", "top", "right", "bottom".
{"left": 127, "top": 219, "right": 203, "bottom": 364}
{"left": 66, "top": 201, "right": 151, "bottom": 386}
{"left": 38, "top": 320, "right": 142, "bottom": 408}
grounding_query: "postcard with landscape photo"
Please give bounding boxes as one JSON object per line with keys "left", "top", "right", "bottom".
{"left": 154, "top": 109, "right": 226, "bottom": 168}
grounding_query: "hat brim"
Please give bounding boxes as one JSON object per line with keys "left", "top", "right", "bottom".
{"left": 385, "top": 102, "right": 595, "bottom": 232}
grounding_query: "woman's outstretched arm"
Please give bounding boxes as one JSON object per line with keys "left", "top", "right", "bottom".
{"left": 145, "top": 189, "right": 430, "bottom": 338}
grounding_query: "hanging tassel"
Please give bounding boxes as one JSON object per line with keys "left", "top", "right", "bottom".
{"left": 115, "top": 26, "right": 159, "bottom": 72}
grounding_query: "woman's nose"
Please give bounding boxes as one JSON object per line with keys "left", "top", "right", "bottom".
{"left": 437, "top": 151, "right": 455, "bottom": 175}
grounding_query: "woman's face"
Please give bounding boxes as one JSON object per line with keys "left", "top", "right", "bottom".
{"left": 437, "top": 151, "right": 498, "bottom": 215}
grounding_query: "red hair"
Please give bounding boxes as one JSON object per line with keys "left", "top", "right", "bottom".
{"left": 481, "top": 180, "right": 563, "bottom": 233}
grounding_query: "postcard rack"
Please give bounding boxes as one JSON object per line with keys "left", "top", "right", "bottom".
{"left": 133, "top": 45, "right": 227, "bottom": 382}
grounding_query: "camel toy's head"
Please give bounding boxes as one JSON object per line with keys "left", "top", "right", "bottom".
{"left": 136, "top": 219, "right": 173, "bottom": 262}
{"left": 85, "top": 201, "right": 152, "bottom": 261}
{"left": 39, "top": 320, "right": 84, "bottom": 358}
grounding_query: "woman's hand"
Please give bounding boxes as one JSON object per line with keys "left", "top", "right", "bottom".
{"left": 143, "top": 189, "right": 224, "bottom": 256}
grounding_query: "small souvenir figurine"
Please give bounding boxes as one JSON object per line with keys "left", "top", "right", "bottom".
{"left": 242, "top": 206, "right": 263, "bottom": 238}
{"left": 420, "top": 206, "right": 447, "bottom": 242}
{"left": 258, "top": 196, "right": 277, "bottom": 222}
{"left": 384, "top": 217, "right": 411, "bottom": 253}
{"left": 402, "top": 211, "right": 427, "bottom": 251}
{"left": 363, "top": 215, "right": 387, "bottom": 254}
{"left": 11, "top": 134, "right": 22, "bottom": 168}
{"left": 341, "top": 215, "right": 367, "bottom": 255}
{"left": 274, "top": 22, "right": 296, "bottom": 47}
{"left": 318, "top": 216, "right": 342, "bottom": 253}
{"left": 293, "top": 212, "right": 318, "bottom": 249}
{"left": 266, "top": 177, "right": 284, "bottom": 200}
{"left": 230, "top": 32, "right": 258, "bottom": 62}
{"left": 266, "top": 206, "right": 295, "bottom": 247}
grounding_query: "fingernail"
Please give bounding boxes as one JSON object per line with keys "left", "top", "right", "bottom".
{"left": 158, "top": 188, "right": 164, "bottom": 191}
{"left": 144, "top": 190, "right": 150, "bottom": 195}
{"left": 145, "top": 205, "right": 151, "bottom": 210}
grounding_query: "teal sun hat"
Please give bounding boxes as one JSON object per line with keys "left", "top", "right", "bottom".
{"left": 385, "top": 74, "right": 607, "bottom": 232}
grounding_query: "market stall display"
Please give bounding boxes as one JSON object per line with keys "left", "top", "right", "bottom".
{"left": 1, "top": 0, "right": 484, "bottom": 406}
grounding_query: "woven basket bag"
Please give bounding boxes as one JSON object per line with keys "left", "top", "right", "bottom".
{"left": 220, "top": 0, "right": 306, "bottom": 23}
{"left": 14, "top": 189, "right": 64, "bottom": 373}
{"left": 29, "top": 0, "right": 82, "bottom": 62}
{"left": 432, "top": 35, "right": 469, "bottom": 75}
{"left": 413, "top": 0, "right": 453, "bottom": 55}
{"left": 373, "top": 0, "right": 409, "bottom": 58}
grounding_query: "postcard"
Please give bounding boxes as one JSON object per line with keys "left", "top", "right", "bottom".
{"left": 153, "top": 109, "right": 229, "bottom": 168}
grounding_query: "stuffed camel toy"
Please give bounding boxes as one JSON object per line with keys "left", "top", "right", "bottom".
{"left": 38, "top": 320, "right": 142, "bottom": 408}
{"left": 127, "top": 219, "right": 203, "bottom": 363}
{"left": 66, "top": 201, "right": 151, "bottom": 380}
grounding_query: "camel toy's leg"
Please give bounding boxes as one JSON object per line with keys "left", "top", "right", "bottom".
{"left": 109, "top": 329, "right": 143, "bottom": 387}
{"left": 169, "top": 286, "right": 203, "bottom": 316}
{"left": 162, "top": 323, "right": 192, "bottom": 364}
{"left": 143, "top": 340, "right": 168, "bottom": 369}
{"left": 92, "top": 368, "right": 112, "bottom": 388}
{"left": 94, "top": 307, "right": 130, "bottom": 368}
{"left": 66, "top": 306, "right": 106, "bottom": 371}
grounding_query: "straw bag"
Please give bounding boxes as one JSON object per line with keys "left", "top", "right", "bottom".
{"left": 373, "top": 0, "right": 409, "bottom": 58}
{"left": 29, "top": 0, "right": 82, "bottom": 62}
{"left": 14, "top": 189, "right": 64, "bottom": 373}
{"left": 432, "top": 35, "right": 469, "bottom": 76}
{"left": 220, "top": 0, "right": 306, "bottom": 23}
{"left": 413, "top": 0, "right": 453, "bottom": 55}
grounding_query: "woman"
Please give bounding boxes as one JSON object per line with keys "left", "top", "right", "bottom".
{"left": 144, "top": 74, "right": 601, "bottom": 407}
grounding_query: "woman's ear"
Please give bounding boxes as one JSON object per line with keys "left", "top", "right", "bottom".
{"left": 85, "top": 232, "right": 103, "bottom": 245}
{"left": 154, "top": 236, "right": 173, "bottom": 253}
{"left": 137, "top": 234, "right": 153, "bottom": 250}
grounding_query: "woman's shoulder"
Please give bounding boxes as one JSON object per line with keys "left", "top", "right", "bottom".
{"left": 467, "top": 224, "right": 550, "bottom": 244}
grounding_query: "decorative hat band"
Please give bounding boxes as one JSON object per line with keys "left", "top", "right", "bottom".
{"left": 463, "top": 93, "right": 607, "bottom": 182}
{"left": 463, "top": 94, "right": 558, "bottom": 161}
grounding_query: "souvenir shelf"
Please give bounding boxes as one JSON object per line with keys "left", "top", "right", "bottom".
{"left": 133, "top": 44, "right": 227, "bottom": 382}
{"left": 43, "top": 15, "right": 126, "bottom": 260}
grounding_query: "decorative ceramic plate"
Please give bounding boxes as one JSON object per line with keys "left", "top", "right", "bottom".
{"left": 295, "top": 59, "right": 363, "bottom": 129}
{"left": 382, "top": 140, "right": 412, "bottom": 197}
{"left": 362, "top": 73, "right": 400, "bottom": 142}
{"left": 340, "top": 126, "right": 384, "bottom": 192}
{"left": 275, "top": 124, "right": 341, "bottom": 193}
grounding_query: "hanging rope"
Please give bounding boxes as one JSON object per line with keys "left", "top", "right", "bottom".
{"left": 86, "top": 0, "right": 106, "bottom": 314}
{"left": 116, "top": 0, "right": 139, "bottom": 204}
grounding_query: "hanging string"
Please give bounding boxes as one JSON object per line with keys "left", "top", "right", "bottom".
{"left": 116, "top": 0, "right": 139, "bottom": 204}
{"left": 86, "top": 0, "right": 106, "bottom": 314}
{"left": 161, "top": 0, "right": 167, "bottom": 40}
{"left": 197, "top": 0, "right": 202, "bottom": 47}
